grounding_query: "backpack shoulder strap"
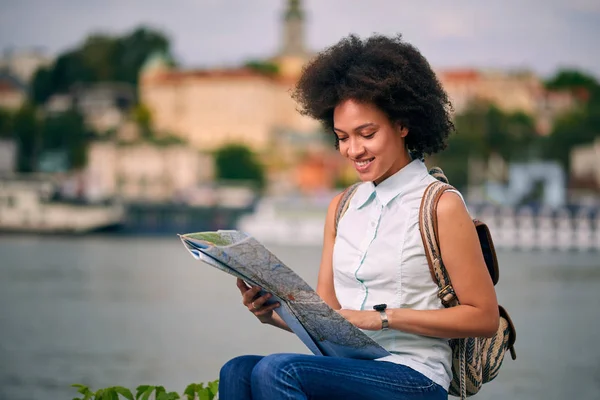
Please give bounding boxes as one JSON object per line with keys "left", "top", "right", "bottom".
{"left": 334, "top": 182, "right": 361, "bottom": 235}
{"left": 418, "top": 180, "right": 458, "bottom": 307}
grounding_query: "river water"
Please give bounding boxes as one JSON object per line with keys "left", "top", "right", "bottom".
{"left": 0, "top": 236, "right": 598, "bottom": 399}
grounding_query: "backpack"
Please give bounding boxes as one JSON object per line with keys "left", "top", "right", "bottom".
{"left": 334, "top": 167, "right": 517, "bottom": 399}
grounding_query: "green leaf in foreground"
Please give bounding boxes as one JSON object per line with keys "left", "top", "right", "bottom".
{"left": 208, "top": 380, "right": 219, "bottom": 398}
{"left": 114, "top": 386, "right": 134, "bottom": 400}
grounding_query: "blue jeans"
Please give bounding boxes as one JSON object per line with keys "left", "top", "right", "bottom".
{"left": 219, "top": 353, "right": 447, "bottom": 400}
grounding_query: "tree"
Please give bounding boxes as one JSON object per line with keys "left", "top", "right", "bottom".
{"left": 30, "top": 67, "right": 54, "bottom": 105}
{"left": 42, "top": 110, "right": 90, "bottom": 169}
{"left": 545, "top": 69, "right": 598, "bottom": 91}
{"left": 541, "top": 69, "right": 600, "bottom": 169}
{"left": 114, "top": 27, "right": 173, "bottom": 86}
{"left": 13, "top": 103, "right": 42, "bottom": 172}
{"left": 132, "top": 103, "right": 153, "bottom": 138}
{"left": 30, "top": 25, "right": 174, "bottom": 104}
{"left": 0, "top": 108, "right": 13, "bottom": 139}
{"left": 433, "top": 103, "right": 538, "bottom": 189}
{"left": 244, "top": 60, "right": 280, "bottom": 76}
{"left": 214, "top": 144, "right": 266, "bottom": 189}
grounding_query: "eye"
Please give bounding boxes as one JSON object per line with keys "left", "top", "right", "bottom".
{"left": 337, "top": 136, "right": 349, "bottom": 142}
{"left": 363, "top": 131, "right": 377, "bottom": 139}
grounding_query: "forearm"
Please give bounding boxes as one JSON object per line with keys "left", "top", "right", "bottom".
{"left": 388, "top": 305, "right": 499, "bottom": 338}
{"left": 264, "top": 312, "right": 293, "bottom": 333}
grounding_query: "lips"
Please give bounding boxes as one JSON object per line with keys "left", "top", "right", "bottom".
{"left": 354, "top": 158, "right": 374, "bottom": 173}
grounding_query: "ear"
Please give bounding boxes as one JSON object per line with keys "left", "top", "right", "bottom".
{"left": 395, "top": 122, "right": 409, "bottom": 138}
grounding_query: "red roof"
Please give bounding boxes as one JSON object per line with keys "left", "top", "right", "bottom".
{"left": 437, "top": 69, "right": 480, "bottom": 83}
{"left": 142, "top": 67, "right": 298, "bottom": 86}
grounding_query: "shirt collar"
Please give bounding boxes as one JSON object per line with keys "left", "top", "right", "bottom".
{"left": 352, "top": 159, "right": 429, "bottom": 209}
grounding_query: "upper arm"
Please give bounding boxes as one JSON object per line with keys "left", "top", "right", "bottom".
{"left": 316, "top": 192, "right": 343, "bottom": 310}
{"left": 437, "top": 192, "right": 498, "bottom": 319}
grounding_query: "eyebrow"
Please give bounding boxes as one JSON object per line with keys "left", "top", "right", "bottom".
{"left": 333, "top": 123, "right": 377, "bottom": 135}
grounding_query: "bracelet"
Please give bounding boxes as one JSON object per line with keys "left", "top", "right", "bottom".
{"left": 373, "top": 304, "right": 389, "bottom": 331}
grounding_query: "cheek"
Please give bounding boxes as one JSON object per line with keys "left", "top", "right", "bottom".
{"left": 363, "top": 140, "right": 386, "bottom": 157}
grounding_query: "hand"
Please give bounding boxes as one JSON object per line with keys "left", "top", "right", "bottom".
{"left": 337, "top": 309, "right": 382, "bottom": 331}
{"left": 237, "top": 278, "right": 280, "bottom": 324}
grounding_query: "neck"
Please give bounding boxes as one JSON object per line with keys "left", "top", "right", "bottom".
{"left": 373, "top": 149, "right": 412, "bottom": 186}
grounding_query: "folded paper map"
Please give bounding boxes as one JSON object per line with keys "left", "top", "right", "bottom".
{"left": 179, "top": 230, "right": 390, "bottom": 359}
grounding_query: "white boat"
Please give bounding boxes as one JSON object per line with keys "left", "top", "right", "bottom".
{"left": 237, "top": 194, "right": 330, "bottom": 246}
{"left": 0, "top": 178, "right": 124, "bottom": 234}
{"left": 239, "top": 196, "right": 600, "bottom": 252}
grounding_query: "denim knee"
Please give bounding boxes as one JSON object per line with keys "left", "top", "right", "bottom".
{"left": 250, "top": 353, "right": 300, "bottom": 388}
{"left": 220, "top": 355, "right": 261, "bottom": 382}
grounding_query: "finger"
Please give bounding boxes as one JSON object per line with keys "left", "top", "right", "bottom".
{"left": 254, "top": 302, "right": 280, "bottom": 316}
{"left": 244, "top": 286, "right": 262, "bottom": 302}
{"left": 243, "top": 286, "right": 262, "bottom": 307}
{"left": 236, "top": 278, "right": 250, "bottom": 294}
{"left": 250, "top": 293, "right": 272, "bottom": 310}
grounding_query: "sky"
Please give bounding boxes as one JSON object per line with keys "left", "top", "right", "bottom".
{"left": 1, "top": 0, "right": 599, "bottom": 79}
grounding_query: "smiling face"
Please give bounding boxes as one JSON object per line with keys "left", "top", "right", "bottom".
{"left": 333, "top": 99, "right": 411, "bottom": 185}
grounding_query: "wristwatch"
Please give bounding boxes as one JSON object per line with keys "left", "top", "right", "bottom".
{"left": 373, "top": 304, "right": 389, "bottom": 331}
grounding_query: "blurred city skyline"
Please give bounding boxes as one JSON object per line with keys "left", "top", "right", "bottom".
{"left": 1, "top": 0, "right": 600, "bottom": 78}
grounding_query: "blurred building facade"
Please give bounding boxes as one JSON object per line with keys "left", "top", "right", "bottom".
{"left": 571, "top": 138, "right": 600, "bottom": 190}
{"left": 139, "top": 0, "right": 319, "bottom": 153}
{"left": 0, "top": 140, "right": 16, "bottom": 173}
{"left": 0, "top": 48, "right": 52, "bottom": 84}
{"left": 0, "top": 49, "right": 52, "bottom": 111}
{"left": 437, "top": 69, "right": 577, "bottom": 134}
{"left": 0, "top": 71, "right": 27, "bottom": 110}
{"left": 45, "top": 82, "right": 136, "bottom": 133}
{"left": 84, "top": 142, "right": 213, "bottom": 203}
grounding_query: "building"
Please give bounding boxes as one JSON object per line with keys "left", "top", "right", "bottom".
{"left": 139, "top": 0, "right": 319, "bottom": 153}
{"left": 45, "top": 82, "right": 136, "bottom": 133}
{"left": 0, "top": 48, "right": 52, "bottom": 84}
{"left": 0, "top": 72, "right": 27, "bottom": 110}
{"left": 571, "top": 138, "right": 600, "bottom": 190}
{"left": 436, "top": 68, "right": 576, "bottom": 134}
{"left": 84, "top": 141, "right": 213, "bottom": 203}
{"left": 0, "top": 140, "right": 16, "bottom": 173}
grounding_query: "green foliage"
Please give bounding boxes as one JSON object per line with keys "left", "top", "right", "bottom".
{"left": 540, "top": 69, "right": 600, "bottom": 169}
{"left": 433, "top": 103, "right": 538, "bottom": 189}
{"left": 214, "top": 144, "right": 266, "bottom": 189}
{"left": 13, "top": 103, "right": 42, "bottom": 172}
{"left": 244, "top": 60, "right": 280, "bottom": 76}
{"left": 132, "top": 103, "right": 153, "bottom": 137}
{"left": 7, "top": 103, "right": 92, "bottom": 172}
{"left": 72, "top": 380, "right": 218, "bottom": 400}
{"left": 545, "top": 69, "right": 599, "bottom": 91}
{"left": 31, "top": 26, "right": 174, "bottom": 104}
{"left": 0, "top": 108, "right": 14, "bottom": 139}
{"left": 539, "top": 109, "right": 599, "bottom": 169}
{"left": 42, "top": 109, "right": 90, "bottom": 168}
{"left": 184, "top": 382, "right": 218, "bottom": 400}
{"left": 433, "top": 69, "right": 600, "bottom": 187}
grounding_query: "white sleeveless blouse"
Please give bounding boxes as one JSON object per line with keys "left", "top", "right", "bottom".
{"left": 333, "top": 159, "right": 452, "bottom": 389}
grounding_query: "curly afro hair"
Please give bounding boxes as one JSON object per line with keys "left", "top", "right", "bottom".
{"left": 292, "top": 34, "right": 454, "bottom": 157}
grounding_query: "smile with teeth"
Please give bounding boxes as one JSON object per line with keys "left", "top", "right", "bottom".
{"left": 354, "top": 158, "right": 374, "bottom": 171}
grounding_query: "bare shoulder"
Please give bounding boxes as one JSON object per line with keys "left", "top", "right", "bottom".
{"left": 328, "top": 191, "right": 344, "bottom": 213}
{"left": 436, "top": 190, "right": 471, "bottom": 224}
{"left": 324, "top": 191, "right": 346, "bottom": 232}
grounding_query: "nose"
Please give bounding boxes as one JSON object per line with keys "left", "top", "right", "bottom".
{"left": 346, "top": 137, "right": 365, "bottom": 159}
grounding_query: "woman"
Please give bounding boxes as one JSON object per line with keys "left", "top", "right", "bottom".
{"left": 219, "top": 34, "right": 499, "bottom": 400}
